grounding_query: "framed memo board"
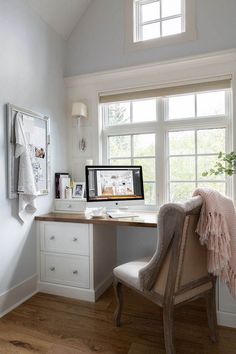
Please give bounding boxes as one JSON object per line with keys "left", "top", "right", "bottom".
{"left": 7, "top": 103, "right": 50, "bottom": 199}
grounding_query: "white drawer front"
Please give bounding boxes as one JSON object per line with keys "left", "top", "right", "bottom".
{"left": 42, "top": 222, "right": 89, "bottom": 255}
{"left": 55, "top": 200, "right": 86, "bottom": 212}
{"left": 41, "top": 253, "right": 90, "bottom": 288}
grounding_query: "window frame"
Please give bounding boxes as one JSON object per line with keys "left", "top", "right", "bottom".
{"left": 102, "top": 108, "right": 159, "bottom": 209}
{"left": 101, "top": 89, "right": 232, "bottom": 210}
{"left": 134, "top": 0, "right": 184, "bottom": 42}
{"left": 125, "top": 0, "right": 196, "bottom": 51}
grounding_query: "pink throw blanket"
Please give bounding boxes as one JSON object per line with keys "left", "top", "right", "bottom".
{"left": 193, "top": 188, "right": 236, "bottom": 297}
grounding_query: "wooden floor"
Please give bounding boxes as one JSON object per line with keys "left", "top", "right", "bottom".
{"left": 0, "top": 287, "right": 236, "bottom": 354}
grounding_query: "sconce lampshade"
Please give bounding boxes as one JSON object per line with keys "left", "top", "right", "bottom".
{"left": 72, "top": 102, "right": 88, "bottom": 118}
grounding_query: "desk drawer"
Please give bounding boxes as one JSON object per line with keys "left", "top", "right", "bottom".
{"left": 40, "top": 253, "right": 89, "bottom": 288}
{"left": 41, "top": 222, "right": 89, "bottom": 255}
{"left": 55, "top": 199, "right": 86, "bottom": 212}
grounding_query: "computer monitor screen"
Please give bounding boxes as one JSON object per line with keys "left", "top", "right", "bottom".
{"left": 85, "top": 166, "right": 144, "bottom": 205}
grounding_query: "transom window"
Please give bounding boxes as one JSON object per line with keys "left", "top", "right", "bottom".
{"left": 134, "top": 0, "right": 184, "bottom": 42}
{"left": 101, "top": 80, "right": 231, "bottom": 207}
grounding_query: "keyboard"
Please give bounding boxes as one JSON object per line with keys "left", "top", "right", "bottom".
{"left": 106, "top": 211, "right": 139, "bottom": 219}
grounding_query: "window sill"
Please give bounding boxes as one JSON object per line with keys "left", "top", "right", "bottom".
{"left": 125, "top": 29, "right": 197, "bottom": 52}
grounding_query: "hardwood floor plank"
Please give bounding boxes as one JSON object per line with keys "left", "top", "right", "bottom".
{"left": 128, "top": 343, "right": 165, "bottom": 354}
{"left": 0, "top": 287, "right": 235, "bottom": 354}
{"left": 47, "top": 344, "right": 89, "bottom": 354}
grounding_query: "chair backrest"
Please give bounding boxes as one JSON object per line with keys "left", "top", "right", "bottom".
{"left": 139, "top": 196, "right": 210, "bottom": 302}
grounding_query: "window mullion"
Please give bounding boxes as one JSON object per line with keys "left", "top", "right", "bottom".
{"left": 131, "top": 134, "right": 134, "bottom": 164}
{"left": 225, "top": 90, "right": 233, "bottom": 197}
{"left": 103, "top": 131, "right": 109, "bottom": 164}
{"left": 159, "top": 0, "right": 162, "bottom": 36}
{"left": 195, "top": 129, "right": 198, "bottom": 189}
{"left": 137, "top": 1, "right": 142, "bottom": 41}
{"left": 130, "top": 101, "right": 133, "bottom": 123}
{"left": 156, "top": 98, "right": 165, "bottom": 205}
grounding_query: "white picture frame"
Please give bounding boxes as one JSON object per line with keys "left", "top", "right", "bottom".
{"left": 73, "top": 182, "right": 85, "bottom": 198}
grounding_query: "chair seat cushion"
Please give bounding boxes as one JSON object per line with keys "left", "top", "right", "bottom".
{"left": 113, "top": 257, "right": 151, "bottom": 290}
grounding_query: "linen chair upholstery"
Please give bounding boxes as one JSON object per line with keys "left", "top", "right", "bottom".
{"left": 113, "top": 196, "right": 218, "bottom": 354}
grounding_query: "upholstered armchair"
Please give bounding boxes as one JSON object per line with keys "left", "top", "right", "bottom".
{"left": 113, "top": 196, "right": 218, "bottom": 354}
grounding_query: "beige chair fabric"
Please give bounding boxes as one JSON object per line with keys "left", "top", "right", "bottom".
{"left": 114, "top": 196, "right": 212, "bottom": 304}
{"left": 113, "top": 196, "right": 218, "bottom": 354}
{"left": 114, "top": 257, "right": 151, "bottom": 290}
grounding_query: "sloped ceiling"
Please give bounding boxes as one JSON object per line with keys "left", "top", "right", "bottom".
{"left": 26, "top": 0, "right": 92, "bottom": 39}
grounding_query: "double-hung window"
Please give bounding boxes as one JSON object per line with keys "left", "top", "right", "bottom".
{"left": 100, "top": 78, "right": 232, "bottom": 208}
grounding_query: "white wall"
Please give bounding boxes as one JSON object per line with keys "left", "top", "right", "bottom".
{"left": 116, "top": 226, "right": 157, "bottom": 265}
{"left": 0, "top": 0, "right": 68, "bottom": 298}
{"left": 65, "top": 0, "right": 236, "bottom": 76}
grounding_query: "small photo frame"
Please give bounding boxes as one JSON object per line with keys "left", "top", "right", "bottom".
{"left": 73, "top": 182, "right": 85, "bottom": 198}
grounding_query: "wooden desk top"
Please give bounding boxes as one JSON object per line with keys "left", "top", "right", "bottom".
{"left": 35, "top": 212, "right": 157, "bottom": 228}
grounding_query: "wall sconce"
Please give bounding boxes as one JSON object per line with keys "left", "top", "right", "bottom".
{"left": 72, "top": 102, "right": 88, "bottom": 151}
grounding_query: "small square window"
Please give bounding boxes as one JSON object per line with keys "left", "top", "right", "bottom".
{"left": 126, "top": 0, "right": 196, "bottom": 51}
{"left": 134, "top": 0, "right": 184, "bottom": 42}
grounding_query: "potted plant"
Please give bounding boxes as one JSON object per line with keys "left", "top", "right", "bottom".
{"left": 202, "top": 151, "right": 236, "bottom": 177}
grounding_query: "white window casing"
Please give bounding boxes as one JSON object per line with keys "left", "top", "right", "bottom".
{"left": 101, "top": 77, "right": 232, "bottom": 209}
{"left": 125, "top": 0, "right": 196, "bottom": 51}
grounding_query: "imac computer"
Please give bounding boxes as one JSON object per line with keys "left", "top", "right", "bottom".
{"left": 85, "top": 165, "right": 144, "bottom": 211}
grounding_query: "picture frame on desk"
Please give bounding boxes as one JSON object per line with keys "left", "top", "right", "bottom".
{"left": 55, "top": 172, "right": 70, "bottom": 199}
{"left": 73, "top": 182, "right": 85, "bottom": 198}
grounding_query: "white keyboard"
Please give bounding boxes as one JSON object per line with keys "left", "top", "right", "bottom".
{"left": 107, "top": 211, "right": 139, "bottom": 219}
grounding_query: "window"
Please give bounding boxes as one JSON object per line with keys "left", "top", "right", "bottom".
{"left": 101, "top": 79, "right": 231, "bottom": 207}
{"left": 103, "top": 98, "right": 157, "bottom": 205}
{"left": 125, "top": 0, "right": 196, "bottom": 50}
{"left": 168, "top": 128, "right": 226, "bottom": 202}
{"left": 134, "top": 0, "right": 183, "bottom": 42}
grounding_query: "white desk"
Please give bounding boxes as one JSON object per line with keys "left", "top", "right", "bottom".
{"left": 35, "top": 212, "right": 157, "bottom": 302}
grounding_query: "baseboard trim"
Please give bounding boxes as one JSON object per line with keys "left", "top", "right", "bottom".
{"left": 38, "top": 282, "right": 96, "bottom": 302}
{"left": 0, "top": 274, "right": 38, "bottom": 318}
{"left": 94, "top": 273, "right": 113, "bottom": 301}
{"left": 217, "top": 310, "right": 236, "bottom": 328}
{"left": 38, "top": 274, "right": 113, "bottom": 303}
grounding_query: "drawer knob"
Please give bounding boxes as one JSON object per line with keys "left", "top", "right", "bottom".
{"left": 73, "top": 270, "right": 78, "bottom": 275}
{"left": 67, "top": 204, "right": 72, "bottom": 208}
{"left": 50, "top": 267, "right": 55, "bottom": 271}
{"left": 73, "top": 237, "right": 78, "bottom": 242}
{"left": 50, "top": 236, "right": 55, "bottom": 240}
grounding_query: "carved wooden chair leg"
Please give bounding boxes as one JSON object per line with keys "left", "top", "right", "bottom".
{"left": 206, "top": 285, "right": 218, "bottom": 343}
{"left": 163, "top": 305, "right": 175, "bottom": 354}
{"left": 114, "top": 280, "right": 123, "bottom": 327}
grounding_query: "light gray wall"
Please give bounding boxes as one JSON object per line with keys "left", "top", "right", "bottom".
{"left": 117, "top": 226, "right": 157, "bottom": 265}
{"left": 65, "top": 0, "right": 236, "bottom": 76}
{"left": 0, "top": 0, "right": 68, "bottom": 294}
